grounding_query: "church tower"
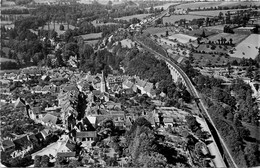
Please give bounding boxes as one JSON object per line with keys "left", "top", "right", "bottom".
{"left": 100, "top": 70, "right": 107, "bottom": 93}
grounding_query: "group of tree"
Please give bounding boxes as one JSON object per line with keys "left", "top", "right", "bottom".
{"left": 124, "top": 117, "right": 189, "bottom": 167}
{"left": 195, "top": 72, "right": 259, "bottom": 167}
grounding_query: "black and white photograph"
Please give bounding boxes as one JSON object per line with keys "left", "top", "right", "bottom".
{"left": 0, "top": 0, "right": 260, "bottom": 167}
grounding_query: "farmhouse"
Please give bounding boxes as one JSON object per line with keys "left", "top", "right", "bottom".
{"left": 233, "top": 26, "right": 255, "bottom": 35}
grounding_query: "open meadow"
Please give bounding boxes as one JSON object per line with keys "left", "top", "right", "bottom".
{"left": 184, "top": 28, "right": 218, "bottom": 37}
{"left": 229, "top": 34, "right": 260, "bottom": 59}
{"left": 192, "top": 53, "right": 239, "bottom": 67}
{"left": 163, "top": 15, "right": 207, "bottom": 24}
{"left": 205, "top": 33, "right": 248, "bottom": 45}
{"left": 189, "top": 9, "right": 256, "bottom": 17}
{"left": 115, "top": 14, "right": 151, "bottom": 21}
{"left": 175, "top": 1, "right": 260, "bottom": 10}
{"left": 145, "top": 2, "right": 179, "bottom": 10}
{"left": 40, "top": 23, "right": 76, "bottom": 36}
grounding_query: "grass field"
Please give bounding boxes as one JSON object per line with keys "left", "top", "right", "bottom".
{"left": 143, "top": 27, "right": 169, "bottom": 36}
{"left": 229, "top": 34, "right": 260, "bottom": 59}
{"left": 168, "top": 34, "right": 197, "bottom": 44}
{"left": 0, "top": 57, "right": 17, "bottom": 63}
{"left": 163, "top": 15, "right": 207, "bottom": 24}
{"left": 196, "top": 44, "right": 232, "bottom": 54}
{"left": 91, "top": 20, "right": 119, "bottom": 27}
{"left": 40, "top": 23, "right": 76, "bottom": 36}
{"left": 145, "top": 2, "right": 179, "bottom": 10}
{"left": 115, "top": 14, "right": 151, "bottom": 21}
{"left": 205, "top": 33, "right": 248, "bottom": 45}
{"left": 34, "top": 0, "right": 57, "bottom": 3}
{"left": 191, "top": 53, "right": 239, "bottom": 67}
{"left": 189, "top": 9, "right": 253, "bottom": 17}
{"left": 176, "top": 2, "right": 222, "bottom": 9}
{"left": 175, "top": 1, "right": 260, "bottom": 10}
{"left": 184, "top": 28, "right": 218, "bottom": 37}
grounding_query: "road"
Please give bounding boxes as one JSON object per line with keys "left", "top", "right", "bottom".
{"left": 134, "top": 37, "right": 238, "bottom": 168}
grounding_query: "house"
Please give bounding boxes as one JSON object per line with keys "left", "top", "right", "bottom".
{"left": 233, "top": 26, "right": 255, "bottom": 35}
{"left": 14, "top": 97, "right": 26, "bottom": 109}
{"left": 143, "top": 82, "right": 156, "bottom": 98}
{"left": 122, "top": 80, "right": 134, "bottom": 89}
{"left": 1, "top": 139, "right": 15, "bottom": 152}
{"left": 105, "top": 101, "right": 122, "bottom": 110}
{"left": 76, "top": 131, "right": 97, "bottom": 142}
{"left": 30, "top": 106, "right": 43, "bottom": 120}
{"left": 13, "top": 135, "right": 33, "bottom": 151}
{"left": 135, "top": 78, "right": 147, "bottom": 93}
{"left": 86, "top": 116, "right": 97, "bottom": 128}
{"left": 40, "top": 129, "right": 50, "bottom": 139}
{"left": 57, "top": 152, "right": 76, "bottom": 158}
{"left": 42, "top": 113, "right": 58, "bottom": 125}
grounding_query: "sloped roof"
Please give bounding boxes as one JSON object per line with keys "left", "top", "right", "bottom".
{"left": 2, "top": 139, "right": 15, "bottom": 149}
{"left": 42, "top": 114, "right": 57, "bottom": 124}
{"left": 136, "top": 78, "right": 146, "bottom": 88}
{"left": 144, "top": 82, "right": 154, "bottom": 93}
{"left": 76, "top": 131, "right": 97, "bottom": 138}
{"left": 66, "top": 141, "right": 76, "bottom": 151}
{"left": 41, "top": 129, "right": 50, "bottom": 139}
{"left": 13, "top": 135, "right": 32, "bottom": 148}
{"left": 31, "top": 106, "right": 42, "bottom": 114}
{"left": 122, "top": 80, "right": 134, "bottom": 88}
{"left": 14, "top": 97, "right": 26, "bottom": 108}
{"left": 57, "top": 152, "right": 76, "bottom": 157}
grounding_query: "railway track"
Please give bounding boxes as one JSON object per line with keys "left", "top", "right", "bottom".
{"left": 134, "top": 36, "right": 238, "bottom": 168}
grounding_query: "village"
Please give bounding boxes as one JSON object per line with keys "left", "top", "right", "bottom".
{"left": 0, "top": 65, "right": 214, "bottom": 167}
{"left": 1, "top": 0, "right": 260, "bottom": 167}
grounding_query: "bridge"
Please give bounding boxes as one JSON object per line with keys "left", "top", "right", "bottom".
{"left": 134, "top": 36, "right": 238, "bottom": 168}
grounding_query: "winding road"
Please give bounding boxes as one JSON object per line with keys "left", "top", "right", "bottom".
{"left": 134, "top": 36, "right": 238, "bottom": 168}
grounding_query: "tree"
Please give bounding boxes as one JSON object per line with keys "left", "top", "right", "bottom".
{"left": 34, "top": 155, "right": 42, "bottom": 167}
{"left": 41, "top": 155, "right": 50, "bottom": 167}
{"left": 166, "top": 30, "right": 169, "bottom": 36}
{"left": 244, "top": 143, "right": 259, "bottom": 167}
{"left": 59, "top": 24, "right": 64, "bottom": 31}
{"left": 63, "top": 42, "right": 78, "bottom": 61}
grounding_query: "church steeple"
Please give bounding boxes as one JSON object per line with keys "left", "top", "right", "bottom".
{"left": 100, "top": 70, "right": 106, "bottom": 93}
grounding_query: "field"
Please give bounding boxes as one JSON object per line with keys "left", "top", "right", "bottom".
{"left": 40, "top": 23, "right": 76, "bottom": 36}
{"left": 196, "top": 44, "right": 232, "bottom": 54}
{"left": 143, "top": 27, "right": 170, "bottom": 36}
{"left": 80, "top": 32, "right": 102, "bottom": 40}
{"left": 189, "top": 9, "right": 253, "bottom": 17}
{"left": 91, "top": 20, "right": 119, "bottom": 27}
{"left": 205, "top": 33, "right": 248, "bottom": 45}
{"left": 163, "top": 15, "right": 207, "bottom": 24}
{"left": 175, "top": 1, "right": 260, "bottom": 10}
{"left": 175, "top": 2, "right": 222, "bottom": 10}
{"left": 229, "top": 34, "right": 260, "bottom": 59}
{"left": 191, "top": 53, "right": 239, "bottom": 67}
{"left": 184, "top": 28, "right": 218, "bottom": 37}
{"left": 115, "top": 14, "right": 151, "bottom": 21}
{"left": 145, "top": 2, "right": 179, "bottom": 10}
{"left": 0, "top": 57, "right": 17, "bottom": 63}
{"left": 168, "top": 34, "right": 197, "bottom": 44}
{"left": 34, "top": 0, "right": 57, "bottom": 3}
